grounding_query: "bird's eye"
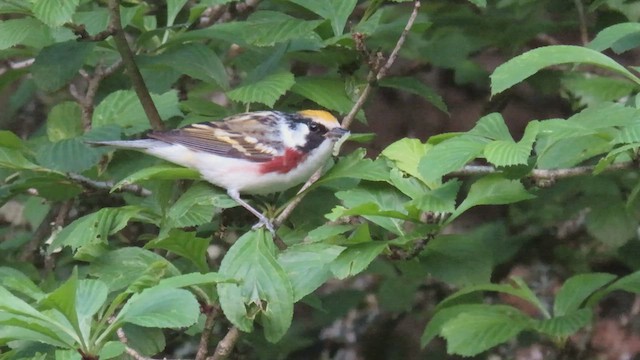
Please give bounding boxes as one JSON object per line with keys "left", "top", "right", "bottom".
{"left": 309, "top": 123, "right": 320, "bottom": 132}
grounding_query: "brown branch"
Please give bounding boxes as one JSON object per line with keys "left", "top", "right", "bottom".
{"left": 195, "top": 305, "right": 219, "bottom": 360}
{"left": 65, "top": 23, "right": 115, "bottom": 42}
{"left": 117, "top": 328, "right": 154, "bottom": 360}
{"left": 447, "top": 162, "right": 636, "bottom": 182}
{"left": 71, "top": 60, "right": 124, "bottom": 131}
{"left": 107, "top": 0, "right": 164, "bottom": 131}
{"left": 274, "top": 0, "right": 422, "bottom": 232}
{"left": 573, "top": 0, "right": 589, "bottom": 46}
{"left": 208, "top": 326, "right": 240, "bottom": 360}
{"left": 67, "top": 173, "right": 152, "bottom": 197}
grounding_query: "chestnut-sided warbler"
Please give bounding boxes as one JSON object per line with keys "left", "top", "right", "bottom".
{"left": 90, "top": 110, "right": 349, "bottom": 233}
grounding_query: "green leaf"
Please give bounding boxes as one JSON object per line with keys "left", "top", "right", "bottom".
{"left": 422, "top": 234, "right": 493, "bottom": 287}
{"left": 613, "top": 123, "right": 640, "bottom": 144}
{"left": 278, "top": 243, "right": 344, "bottom": 301}
{"left": 0, "top": 147, "right": 41, "bottom": 170}
{"left": 589, "top": 22, "right": 640, "bottom": 52}
{"left": 379, "top": 77, "right": 448, "bottom": 114}
{"left": 116, "top": 287, "right": 199, "bottom": 328}
{"left": 120, "top": 324, "right": 166, "bottom": 357}
{"left": 411, "top": 180, "right": 461, "bottom": 213}
{"left": 36, "top": 138, "right": 104, "bottom": 173}
{"left": 289, "top": 0, "right": 357, "bottom": 36}
{"left": 553, "top": 273, "right": 615, "bottom": 316}
{"left": 491, "top": 45, "right": 640, "bottom": 96}
{"left": 147, "top": 230, "right": 210, "bottom": 272}
{"left": 157, "top": 43, "right": 229, "bottom": 90}
{"left": 418, "top": 135, "right": 489, "bottom": 183}
{"left": 47, "top": 102, "right": 83, "bottom": 142}
{"left": 330, "top": 242, "right": 387, "bottom": 279}
{"left": 31, "top": 41, "right": 95, "bottom": 92}
{"left": 166, "top": 0, "right": 188, "bottom": 27}
{"left": 0, "top": 18, "right": 47, "bottom": 50}
{"left": 467, "top": 0, "right": 486, "bottom": 7}
{"left": 334, "top": 185, "right": 411, "bottom": 235}
{"left": 217, "top": 230, "right": 294, "bottom": 342}
{"left": 422, "top": 304, "right": 500, "bottom": 347}
{"left": 156, "top": 272, "right": 228, "bottom": 289}
{"left": 93, "top": 90, "right": 182, "bottom": 135}
{"left": 41, "top": 270, "right": 81, "bottom": 341}
{"left": 484, "top": 140, "right": 532, "bottom": 167}
{"left": 586, "top": 202, "right": 637, "bottom": 247}
{"left": 535, "top": 309, "right": 592, "bottom": 337}
{"left": 49, "top": 206, "right": 148, "bottom": 252}
{"left": 111, "top": 164, "right": 201, "bottom": 192}
{"left": 441, "top": 305, "right": 531, "bottom": 356}
{"left": 449, "top": 175, "right": 534, "bottom": 223}
{"left": 165, "top": 183, "right": 235, "bottom": 229}
{"left": 0, "top": 267, "right": 44, "bottom": 301}
{"left": 469, "top": 113, "right": 513, "bottom": 140}
{"left": 318, "top": 148, "right": 390, "bottom": 184}
{"left": 240, "top": 11, "right": 323, "bottom": 47}
{"left": 0, "top": 131, "right": 25, "bottom": 150}
{"left": 382, "top": 138, "right": 432, "bottom": 182}
{"left": 227, "top": 71, "right": 295, "bottom": 107}
{"left": 562, "top": 73, "right": 636, "bottom": 107}
{"left": 290, "top": 77, "right": 354, "bottom": 114}
{"left": 32, "top": 0, "right": 79, "bottom": 27}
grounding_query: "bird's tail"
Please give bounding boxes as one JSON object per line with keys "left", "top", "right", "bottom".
{"left": 85, "top": 139, "right": 160, "bottom": 150}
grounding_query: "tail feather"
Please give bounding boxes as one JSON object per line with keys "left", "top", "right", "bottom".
{"left": 85, "top": 139, "right": 161, "bottom": 150}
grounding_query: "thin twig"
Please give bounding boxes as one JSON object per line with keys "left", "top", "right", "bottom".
{"left": 447, "top": 162, "right": 635, "bottom": 181}
{"left": 107, "top": 0, "right": 165, "bottom": 131}
{"left": 67, "top": 173, "right": 152, "bottom": 196}
{"left": 117, "top": 328, "right": 154, "bottom": 360}
{"left": 274, "top": 0, "right": 422, "bottom": 231}
{"left": 72, "top": 59, "right": 124, "bottom": 130}
{"left": 195, "top": 305, "right": 219, "bottom": 360}
{"left": 573, "top": 0, "right": 589, "bottom": 46}
{"left": 208, "top": 326, "right": 240, "bottom": 360}
{"left": 65, "top": 23, "right": 116, "bottom": 42}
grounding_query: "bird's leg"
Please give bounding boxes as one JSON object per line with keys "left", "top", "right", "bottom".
{"left": 226, "top": 189, "right": 275, "bottom": 235}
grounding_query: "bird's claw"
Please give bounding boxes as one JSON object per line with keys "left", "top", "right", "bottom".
{"left": 252, "top": 217, "right": 276, "bottom": 236}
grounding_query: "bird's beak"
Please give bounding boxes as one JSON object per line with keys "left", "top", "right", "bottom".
{"left": 326, "top": 127, "right": 349, "bottom": 140}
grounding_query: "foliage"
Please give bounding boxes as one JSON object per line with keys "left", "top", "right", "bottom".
{"left": 2, "top": 0, "right": 640, "bottom": 359}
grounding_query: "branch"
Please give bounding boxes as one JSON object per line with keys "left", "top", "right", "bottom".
{"left": 71, "top": 59, "right": 124, "bottom": 130}
{"left": 195, "top": 305, "right": 219, "bottom": 360}
{"left": 107, "top": 0, "right": 164, "bottom": 131}
{"left": 208, "top": 326, "right": 240, "bottom": 360}
{"left": 274, "top": 0, "right": 421, "bottom": 231}
{"left": 67, "top": 173, "right": 152, "bottom": 197}
{"left": 65, "top": 22, "right": 115, "bottom": 42}
{"left": 447, "top": 162, "right": 636, "bottom": 183}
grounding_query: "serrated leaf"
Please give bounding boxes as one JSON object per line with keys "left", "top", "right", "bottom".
{"left": 330, "top": 242, "right": 387, "bottom": 279}
{"left": 411, "top": 180, "right": 461, "bottom": 213}
{"left": 49, "top": 206, "right": 148, "bottom": 252}
{"left": 93, "top": 90, "right": 182, "bottom": 135}
{"left": 484, "top": 140, "right": 530, "bottom": 167}
{"left": 418, "top": 135, "right": 489, "bottom": 183}
{"left": 379, "top": 77, "right": 448, "bottom": 114}
{"left": 227, "top": 71, "right": 295, "bottom": 107}
{"left": 289, "top": 0, "right": 357, "bottom": 36}
{"left": 32, "top": 0, "right": 79, "bottom": 27}
{"left": 116, "top": 287, "right": 199, "bottom": 328}
{"left": 586, "top": 202, "right": 637, "bottom": 247}
{"left": 553, "top": 273, "right": 615, "bottom": 316}
{"left": 31, "top": 40, "right": 95, "bottom": 92}
{"left": 157, "top": 43, "right": 229, "bottom": 90}
{"left": 278, "top": 243, "right": 344, "bottom": 301}
{"left": 0, "top": 267, "right": 43, "bottom": 301}
{"left": 382, "top": 138, "right": 432, "bottom": 182}
{"left": 449, "top": 175, "right": 534, "bottom": 222}
{"left": 147, "top": 230, "right": 210, "bottom": 272}
{"left": 613, "top": 123, "right": 640, "bottom": 144}
{"left": 244, "top": 12, "right": 324, "bottom": 46}
{"left": 491, "top": 45, "right": 640, "bottom": 96}
{"left": 290, "top": 77, "right": 354, "bottom": 114}
{"left": 0, "top": 18, "right": 46, "bottom": 50}
{"left": 47, "top": 102, "right": 83, "bottom": 141}
{"left": 470, "top": 113, "right": 513, "bottom": 141}
{"left": 441, "top": 305, "right": 531, "bottom": 356}
{"left": 111, "top": 164, "right": 201, "bottom": 192}
{"left": 422, "top": 304, "right": 499, "bottom": 347}
{"left": 535, "top": 309, "right": 592, "bottom": 337}
{"left": 36, "top": 138, "right": 104, "bottom": 173}
{"left": 88, "top": 247, "right": 180, "bottom": 291}
{"left": 562, "top": 73, "right": 636, "bottom": 107}
{"left": 589, "top": 22, "right": 640, "bottom": 52}
{"left": 318, "top": 148, "right": 390, "bottom": 184}
{"left": 164, "top": 183, "right": 234, "bottom": 229}
{"left": 217, "top": 230, "right": 293, "bottom": 342}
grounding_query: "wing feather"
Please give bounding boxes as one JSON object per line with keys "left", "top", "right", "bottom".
{"left": 148, "top": 112, "right": 284, "bottom": 162}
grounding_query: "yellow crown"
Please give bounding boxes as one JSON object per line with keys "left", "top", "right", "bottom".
{"left": 298, "top": 110, "right": 340, "bottom": 128}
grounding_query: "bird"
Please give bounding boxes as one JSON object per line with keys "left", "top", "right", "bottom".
{"left": 89, "top": 110, "right": 350, "bottom": 234}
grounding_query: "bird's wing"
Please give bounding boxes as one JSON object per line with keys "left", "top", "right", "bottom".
{"left": 148, "top": 114, "right": 284, "bottom": 162}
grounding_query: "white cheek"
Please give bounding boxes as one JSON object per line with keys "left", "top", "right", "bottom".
{"left": 279, "top": 122, "right": 309, "bottom": 148}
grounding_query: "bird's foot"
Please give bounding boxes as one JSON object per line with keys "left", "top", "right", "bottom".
{"left": 251, "top": 215, "right": 276, "bottom": 236}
